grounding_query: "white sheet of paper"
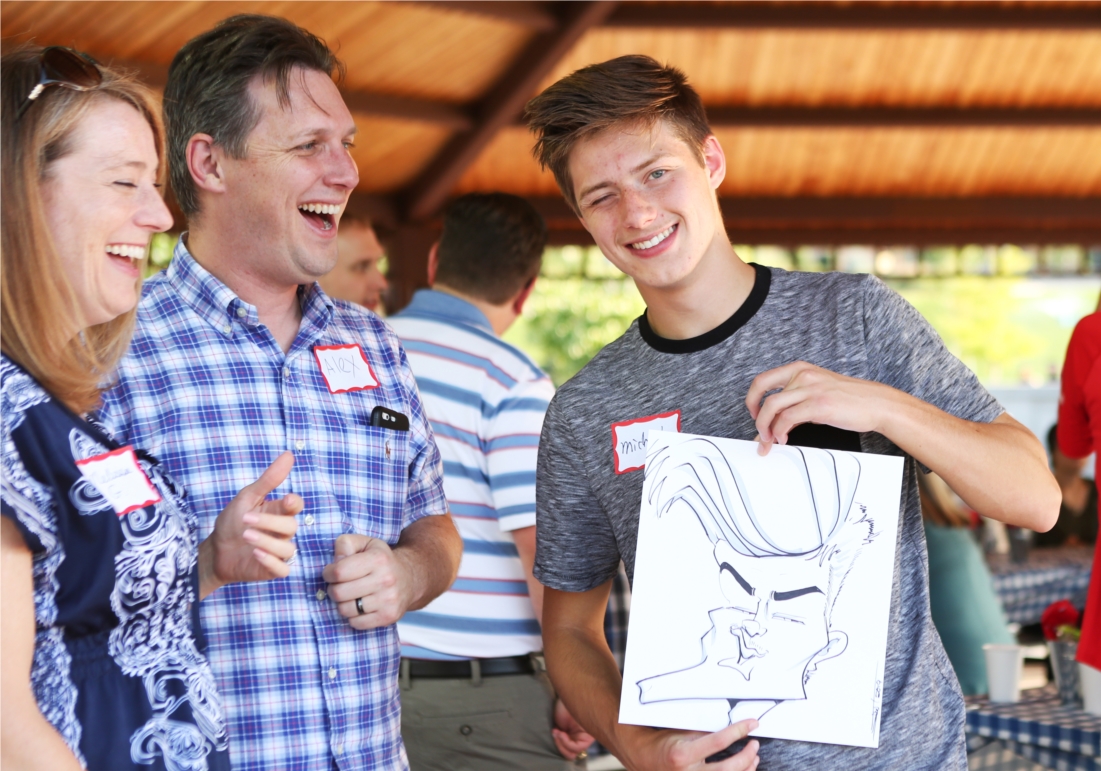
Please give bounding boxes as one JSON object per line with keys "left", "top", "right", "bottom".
{"left": 620, "top": 431, "right": 903, "bottom": 748}
{"left": 313, "top": 344, "right": 379, "bottom": 393}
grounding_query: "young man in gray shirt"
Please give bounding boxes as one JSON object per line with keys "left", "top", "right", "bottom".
{"left": 524, "top": 55, "right": 1060, "bottom": 771}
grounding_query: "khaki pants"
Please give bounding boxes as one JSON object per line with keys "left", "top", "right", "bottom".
{"left": 400, "top": 670, "right": 586, "bottom": 771}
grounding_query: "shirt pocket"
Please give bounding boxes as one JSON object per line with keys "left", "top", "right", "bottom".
{"left": 341, "top": 425, "right": 411, "bottom": 544}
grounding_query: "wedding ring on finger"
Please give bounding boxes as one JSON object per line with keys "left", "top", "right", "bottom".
{"left": 355, "top": 597, "right": 365, "bottom": 615}
{"left": 283, "top": 549, "right": 297, "bottom": 566}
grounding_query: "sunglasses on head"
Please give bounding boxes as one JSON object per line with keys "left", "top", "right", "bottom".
{"left": 15, "top": 46, "right": 103, "bottom": 121}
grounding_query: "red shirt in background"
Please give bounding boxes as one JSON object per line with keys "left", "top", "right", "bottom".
{"left": 1058, "top": 311, "right": 1101, "bottom": 669}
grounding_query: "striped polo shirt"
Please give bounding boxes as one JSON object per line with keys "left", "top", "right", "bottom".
{"left": 390, "top": 289, "right": 555, "bottom": 659}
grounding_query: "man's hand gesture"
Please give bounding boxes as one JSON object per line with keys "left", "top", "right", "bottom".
{"left": 324, "top": 534, "right": 414, "bottom": 629}
{"left": 200, "top": 451, "right": 302, "bottom": 598}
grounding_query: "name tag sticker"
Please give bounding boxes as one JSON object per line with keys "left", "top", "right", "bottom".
{"left": 314, "top": 344, "right": 380, "bottom": 394}
{"left": 611, "top": 410, "right": 681, "bottom": 474}
{"left": 75, "top": 446, "right": 162, "bottom": 517}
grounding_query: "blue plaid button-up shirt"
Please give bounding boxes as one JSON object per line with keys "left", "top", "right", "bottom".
{"left": 98, "top": 239, "right": 447, "bottom": 771}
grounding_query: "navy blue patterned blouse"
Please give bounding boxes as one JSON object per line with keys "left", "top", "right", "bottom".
{"left": 0, "top": 355, "right": 231, "bottom": 771}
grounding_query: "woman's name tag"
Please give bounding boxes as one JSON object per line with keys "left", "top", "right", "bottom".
{"left": 75, "top": 446, "right": 162, "bottom": 516}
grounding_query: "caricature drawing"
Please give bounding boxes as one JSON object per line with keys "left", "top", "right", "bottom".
{"left": 636, "top": 437, "right": 874, "bottom": 727}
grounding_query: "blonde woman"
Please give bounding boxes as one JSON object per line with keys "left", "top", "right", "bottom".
{"left": 1, "top": 46, "right": 301, "bottom": 771}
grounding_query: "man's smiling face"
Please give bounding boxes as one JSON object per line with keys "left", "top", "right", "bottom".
{"left": 567, "top": 119, "right": 727, "bottom": 295}
{"left": 708, "top": 540, "right": 845, "bottom": 701}
{"left": 219, "top": 66, "right": 359, "bottom": 287}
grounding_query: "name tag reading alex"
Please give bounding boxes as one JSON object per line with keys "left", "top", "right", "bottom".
{"left": 75, "top": 446, "right": 162, "bottom": 517}
{"left": 611, "top": 410, "right": 681, "bottom": 474}
{"left": 314, "top": 344, "right": 380, "bottom": 394}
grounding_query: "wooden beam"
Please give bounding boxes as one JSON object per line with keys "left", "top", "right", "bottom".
{"left": 531, "top": 196, "right": 1101, "bottom": 223}
{"left": 548, "top": 226, "right": 1101, "bottom": 248}
{"left": 402, "top": 1, "right": 619, "bottom": 222}
{"left": 340, "top": 91, "right": 472, "bottom": 131}
{"left": 106, "top": 57, "right": 472, "bottom": 129}
{"left": 703, "top": 106, "right": 1101, "bottom": 128}
{"left": 412, "top": 1, "right": 559, "bottom": 31}
{"left": 532, "top": 196, "right": 1101, "bottom": 246}
{"left": 605, "top": 2, "right": 1101, "bottom": 30}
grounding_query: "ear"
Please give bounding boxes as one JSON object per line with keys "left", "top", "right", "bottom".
{"left": 426, "top": 241, "right": 440, "bottom": 286}
{"left": 511, "top": 276, "right": 536, "bottom": 316}
{"left": 186, "top": 133, "right": 226, "bottom": 195}
{"left": 812, "top": 629, "right": 849, "bottom": 666}
{"left": 701, "top": 134, "right": 726, "bottom": 191}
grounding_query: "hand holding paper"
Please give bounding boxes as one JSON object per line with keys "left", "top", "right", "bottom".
{"left": 745, "top": 361, "right": 895, "bottom": 452}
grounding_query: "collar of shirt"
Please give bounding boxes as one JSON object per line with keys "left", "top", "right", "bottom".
{"left": 397, "top": 288, "right": 494, "bottom": 334}
{"left": 166, "top": 235, "right": 335, "bottom": 344}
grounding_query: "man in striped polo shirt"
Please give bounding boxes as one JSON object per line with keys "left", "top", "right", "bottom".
{"left": 389, "top": 193, "right": 594, "bottom": 769}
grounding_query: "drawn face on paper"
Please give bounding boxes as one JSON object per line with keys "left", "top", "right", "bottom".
{"left": 711, "top": 541, "right": 846, "bottom": 700}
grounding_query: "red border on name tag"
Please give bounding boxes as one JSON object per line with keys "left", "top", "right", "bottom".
{"left": 75, "top": 445, "right": 162, "bottom": 517}
{"left": 313, "top": 343, "right": 380, "bottom": 394}
{"left": 610, "top": 410, "right": 682, "bottom": 475}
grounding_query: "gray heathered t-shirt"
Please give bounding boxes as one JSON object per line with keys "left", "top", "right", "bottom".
{"left": 534, "top": 265, "right": 1003, "bottom": 770}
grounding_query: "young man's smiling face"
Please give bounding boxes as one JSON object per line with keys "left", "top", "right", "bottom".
{"left": 568, "top": 119, "right": 726, "bottom": 294}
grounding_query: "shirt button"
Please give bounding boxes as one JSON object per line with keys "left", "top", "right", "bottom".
{"left": 333, "top": 741, "right": 344, "bottom": 755}
{"left": 315, "top": 589, "right": 326, "bottom": 601}
{"left": 304, "top": 514, "right": 315, "bottom": 526}
{"left": 222, "top": 325, "right": 232, "bottom": 334}
{"left": 283, "top": 367, "right": 291, "bottom": 379}
{"left": 328, "top": 667, "right": 337, "bottom": 680}
{"left": 236, "top": 307, "right": 246, "bottom": 318}
{"left": 295, "top": 440, "right": 305, "bottom": 451}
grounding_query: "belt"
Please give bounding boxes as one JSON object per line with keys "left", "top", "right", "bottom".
{"left": 403, "top": 654, "right": 536, "bottom": 679}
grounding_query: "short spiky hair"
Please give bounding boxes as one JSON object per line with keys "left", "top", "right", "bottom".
{"left": 524, "top": 55, "right": 711, "bottom": 214}
{"left": 164, "top": 14, "right": 343, "bottom": 218}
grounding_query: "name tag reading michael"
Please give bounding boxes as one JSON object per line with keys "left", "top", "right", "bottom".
{"left": 314, "top": 344, "right": 380, "bottom": 394}
{"left": 75, "top": 446, "right": 162, "bottom": 517}
{"left": 611, "top": 410, "right": 681, "bottom": 474}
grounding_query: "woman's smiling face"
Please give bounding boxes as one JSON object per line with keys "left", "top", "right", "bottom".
{"left": 41, "top": 96, "right": 172, "bottom": 331}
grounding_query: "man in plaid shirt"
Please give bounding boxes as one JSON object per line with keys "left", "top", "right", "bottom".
{"left": 98, "top": 15, "right": 461, "bottom": 771}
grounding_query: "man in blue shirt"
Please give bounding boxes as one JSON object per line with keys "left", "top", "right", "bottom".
{"left": 389, "top": 193, "right": 594, "bottom": 769}
{"left": 99, "top": 15, "right": 461, "bottom": 771}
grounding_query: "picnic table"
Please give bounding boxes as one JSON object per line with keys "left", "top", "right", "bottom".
{"left": 987, "top": 546, "right": 1093, "bottom": 627}
{"left": 966, "top": 685, "right": 1101, "bottom": 770}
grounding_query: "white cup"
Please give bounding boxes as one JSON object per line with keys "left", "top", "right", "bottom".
{"left": 1079, "top": 662, "right": 1101, "bottom": 715}
{"left": 983, "top": 644, "right": 1024, "bottom": 703}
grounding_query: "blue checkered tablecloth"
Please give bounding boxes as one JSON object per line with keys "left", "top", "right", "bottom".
{"left": 966, "top": 686, "right": 1101, "bottom": 770}
{"left": 987, "top": 546, "right": 1093, "bottom": 626}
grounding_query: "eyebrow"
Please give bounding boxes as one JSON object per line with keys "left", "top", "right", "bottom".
{"left": 773, "top": 586, "right": 824, "bottom": 602}
{"left": 719, "top": 562, "right": 754, "bottom": 596}
{"left": 104, "top": 160, "right": 148, "bottom": 171}
{"left": 576, "top": 152, "right": 667, "bottom": 204}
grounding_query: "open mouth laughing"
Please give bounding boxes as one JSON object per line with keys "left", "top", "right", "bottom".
{"left": 298, "top": 202, "right": 340, "bottom": 233}
{"left": 106, "top": 243, "right": 146, "bottom": 275}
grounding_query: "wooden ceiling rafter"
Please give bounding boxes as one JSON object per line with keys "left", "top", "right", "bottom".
{"left": 400, "top": 0, "right": 620, "bottom": 222}
{"left": 604, "top": 2, "right": 1101, "bottom": 30}
{"left": 531, "top": 195, "right": 1101, "bottom": 224}
{"left": 412, "top": 1, "right": 559, "bottom": 31}
{"left": 532, "top": 195, "right": 1101, "bottom": 246}
{"left": 546, "top": 226, "right": 1101, "bottom": 248}
{"left": 112, "top": 54, "right": 1101, "bottom": 132}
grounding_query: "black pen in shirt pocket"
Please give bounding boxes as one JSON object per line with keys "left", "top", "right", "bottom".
{"left": 370, "top": 406, "right": 409, "bottom": 432}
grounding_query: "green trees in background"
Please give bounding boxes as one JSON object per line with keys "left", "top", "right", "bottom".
{"left": 505, "top": 245, "right": 1101, "bottom": 388}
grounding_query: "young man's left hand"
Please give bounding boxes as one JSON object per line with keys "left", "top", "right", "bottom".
{"left": 746, "top": 361, "right": 894, "bottom": 453}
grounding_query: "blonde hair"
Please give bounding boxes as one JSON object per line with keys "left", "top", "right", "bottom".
{"left": 1, "top": 46, "right": 166, "bottom": 413}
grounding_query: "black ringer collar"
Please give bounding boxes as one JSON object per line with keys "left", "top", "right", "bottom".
{"left": 637, "top": 263, "right": 771, "bottom": 354}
